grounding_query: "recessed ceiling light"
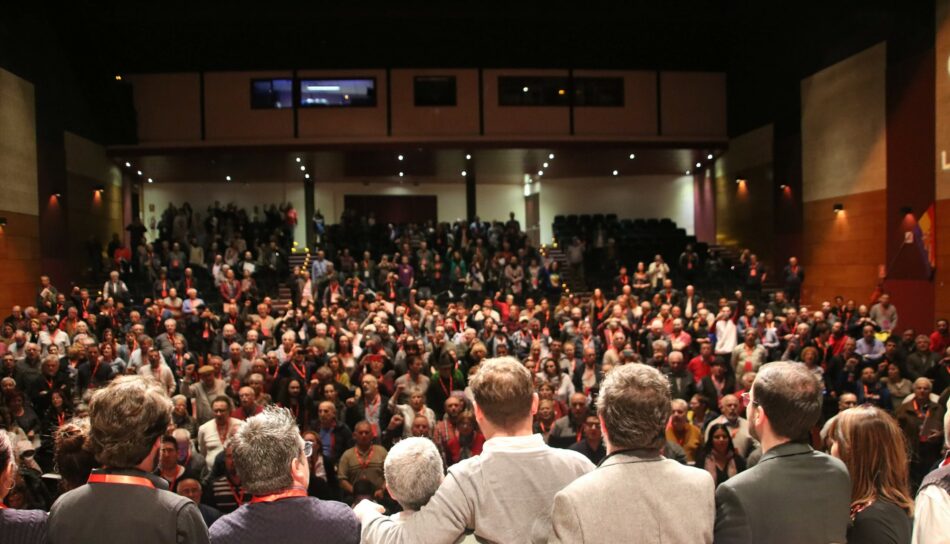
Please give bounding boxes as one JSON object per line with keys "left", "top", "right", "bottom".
{"left": 397, "top": 154, "right": 404, "bottom": 161}
{"left": 522, "top": 86, "right": 529, "bottom": 93}
{"left": 629, "top": 153, "right": 635, "bottom": 160}
{"left": 707, "top": 154, "right": 713, "bottom": 160}
{"left": 461, "top": 171, "right": 467, "bottom": 177}
{"left": 465, "top": 154, "right": 472, "bottom": 160}
{"left": 305, "top": 173, "right": 310, "bottom": 179}
{"left": 136, "top": 170, "right": 142, "bottom": 176}
{"left": 398, "top": 172, "right": 404, "bottom": 177}
{"left": 114, "top": 75, "right": 122, "bottom": 81}
{"left": 686, "top": 170, "right": 691, "bottom": 175}
{"left": 696, "top": 162, "right": 702, "bottom": 168}
{"left": 543, "top": 162, "right": 549, "bottom": 168}
{"left": 295, "top": 157, "right": 301, "bottom": 163}
{"left": 537, "top": 170, "right": 544, "bottom": 176}
{"left": 612, "top": 170, "right": 619, "bottom": 176}
{"left": 147, "top": 178, "right": 153, "bottom": 183}
{"left": 300, "top": 165, "right": 306, "bottom": 171}
{"left": 549, "top": 153, "right": 555, "bottom": 160}
{"left": 124, "top": 161, "right": 131, "bottom": 167}
{"left": 226, "top": 175, "right": 231, "bottom": 181}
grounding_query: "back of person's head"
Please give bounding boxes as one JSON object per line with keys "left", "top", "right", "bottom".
{"left": 468, "top": 356, "right": 534, "bottom": 430}
{"left": 596, "top": 363, "right": 671, "bottom": 450}
{"left": 829, "top": 405, "right": 913, "bottom": 514}
{"left": 751, "top": 361, "right": 822, "bottom": 441}
{"left": 229, "top": 406, "right": 303, "bottom": 495}
{"left": 384, "top": 437, "right": 444, "bottom": 511}
{"left": 86, "top": 375, "right": 171, "bottom": 468}
{"left": 0, "top": 428, "right": 13, "bottom": 472}
{"left": 54, "top": 418, "right": 97, "bottom": 491}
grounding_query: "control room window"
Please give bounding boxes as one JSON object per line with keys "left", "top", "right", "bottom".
{"left": 299, "top": 78, "right": 377, "bottom": 107}
{"left": 250, "top": 78, "right": 293, "bottom": 109}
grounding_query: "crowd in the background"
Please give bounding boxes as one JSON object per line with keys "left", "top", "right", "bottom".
{"left": 0, "top": 204, "right": 948, "bottom": 544}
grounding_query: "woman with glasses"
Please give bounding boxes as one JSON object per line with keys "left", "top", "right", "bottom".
{"left": 827, "top": 406, "right": 913, "bottom": 544}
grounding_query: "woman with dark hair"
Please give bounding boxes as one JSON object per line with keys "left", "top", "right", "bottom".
{"left": 0, "top": 428, "right": 48, "bottom": 540}
{"left": 276, "top": 378, "right": 312, "bottom": 430}
{"left": 695, "top": 422, "right": 747, "bottom": 486}
{"left": 828, "top": 405, "right": 913, "bottom": 544}
{"left": 38, "top": 390, "right": 74, "bottom": 472}
{"left": 52, "top": 419, "right": 96, "bottom": 494}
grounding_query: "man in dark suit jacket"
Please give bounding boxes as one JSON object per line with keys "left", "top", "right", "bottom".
{"left": 714, "top": 362, "right": 851, "bottom": 544}
{"left": 665, "top": 351, "right": 696, "bottom": 401}
{"left": 343, "top": 374, "right": 393, "bottom": 441}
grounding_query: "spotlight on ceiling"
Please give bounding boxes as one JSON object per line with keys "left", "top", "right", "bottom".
{"left": 397, "top": 154, "right": 404, "bottom": 161}
{"left": 398, "top": 172, "right": 404, "bottom": 177}
{"left": 537, "top": 170, "right": 544, "bottom": 176}
{"left": 225, "top": 175, "right": 231, "bottom": 181}
{"left": 148, "top": 178, "right": 154, "bottom": 184}
{"left": 707, "top": 154, "right": 714, "bottom": 160}
{"left": 461, "top": 171, "right": 467, "bottom": 177}
{"left": 136, "top": 170, "right": 142, "bottom": 176}
{"left": 543, "top": 162, "right": 549, "bottom": 168}
{"left": 465, "top": 154, "right": 472, "bottom": 160}
{"left": 629, "top": 153, "right": 636, "bottom": 160}
{"left": 696, "top": 162, "right": 702, "bottom": 168}
{"left": 124, "top": 161, "right": 131, "bottom": 168}
{"left": 549, "top": 153, "right": 555, "bottom": 160}
{"left": 295, "top": 157, "right": 301, "bottom": 163}
{"left": 304, "top": 173, "right": 310, "bottom": 179}
{"left": 612, "top": 170, "right": 619, "bottom": 176}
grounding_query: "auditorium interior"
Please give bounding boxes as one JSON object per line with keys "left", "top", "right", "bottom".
{"left": 1, "top": 2, "right": 950, "bottom": 542}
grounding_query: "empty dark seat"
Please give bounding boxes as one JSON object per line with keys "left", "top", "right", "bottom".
{"left": 567, "top": 215, "right": 579, "bottom": 224}
{"left": 554, "top": 215, "right": 566, "bottom": 224}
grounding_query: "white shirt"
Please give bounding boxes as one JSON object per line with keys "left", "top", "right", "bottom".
{"left": 912, "top": 484, "right": 950, "bottom": 544}
{"left": 197, "top": 417, "right": 244, "bottom": 469}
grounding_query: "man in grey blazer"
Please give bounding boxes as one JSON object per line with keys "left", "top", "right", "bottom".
{"left": 714, "top": 361, "right": 851, "bottom": 544}
{"left": 545, "top": 364, "right": 715, "bottom": 543}
{"left": 355, "top": 356, "right": 595, "bottom": 544}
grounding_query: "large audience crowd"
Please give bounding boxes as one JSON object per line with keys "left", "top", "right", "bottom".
{"left": 0, "top": 203, "right": 948, "bottom": 544}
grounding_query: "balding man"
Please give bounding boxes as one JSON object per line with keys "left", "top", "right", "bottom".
{"left": 549, "top": 393, "right": 590, "bottom": 448}
{"left": 155, "top": 318, "right": 187, "bottom": 361}
{"left": 338, "top": 421, "right": 389, "bottom": 501}
{"left": 316, "top": 401, "right": 353, "bottom": 465}
{"left": 357, "top": 357, "right": 594, "bottom": 543}
{"left": 704, "top": 394, "right": 756, "bottom": 458}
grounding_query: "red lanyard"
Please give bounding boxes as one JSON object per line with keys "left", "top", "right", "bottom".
{"left": 356, "top": 447, "right": 375, "bottom": 470}
{"left": 290, "top": 362, "right": 307, "bottom": 381}
{"left": 913, "top": 399, "right": 930, "bottom": 419}
{"left": 440, "top": 375, "right": 454, "bottom": 396}
{"left": 45, "top": 377, "right": 55, "bottom": 391}
{"left": 87, "top": 473, "right": 155, "bottom": 488}
{"left": 162, "top": 467, "right": 181, "bottom": 493}
{"left": 250, "top": 487, "right": 307, "bottom": 504}
{"left": 227, "top": 479, "right": 245, "bottom": 506}
{"left": 57, "top": 411, "right": 65, "bottom": 427}
{"left": 217, "top": 421, "right": 231, "bottom": 445}
{"left": 539, "top": 421, "right": 550, "bottom": 434}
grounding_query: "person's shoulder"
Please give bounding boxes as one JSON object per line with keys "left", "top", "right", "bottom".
{"left": 547, "top": 444, "right": 596, "bottom": 470}
{"left": 305, "top": 497, "right": 360, "bottom": 521}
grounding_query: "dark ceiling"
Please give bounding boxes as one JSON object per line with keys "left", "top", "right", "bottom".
{"left": 0, "top": 1, "right": 934, "bottom": 144}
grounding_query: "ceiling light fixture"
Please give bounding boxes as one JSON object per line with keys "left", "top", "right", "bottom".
{"left": 686, "top": 169, "right": 691, "bottom": 175}
{"left": 543, "top": 162, "right": 549, "bottom": 168}
{"left": 465, "top": 154, "right": 472, "bottom": 160}
{"left": 629, "top": 153, "right": 636, "bottom": 160}
{"left": 461, "top": 170, "right": 467, "bottom": 177}
{"left": 707, "top": 154, "right": 714, "bottom": 160}
{"left": 612, "top": 170, "right": 619, "bottom": 176}
{"left": 295, "top": 157, "right": 301, "bottom": 163}
{"left": 695, "top": 162, "right": 702, "bottom": 168}
{"left": 136, "top": 170, "right": 142, "bottom": 176}
{"left": 304, "top": 173, "right": 310, "bottom": 179}
{"left": 398, "top": 172, "right": 404, "bottom": 177}
{"left": 397, "top": 154, "right": 404, "bottom": 161}
{"left": 148, "top": 178, "right": 154, "bottom": 183}
{"left": 124, "top": 161, "right": 131, "bottom": 168}
{"left": 833, "top": 203, "right": 844, "bottom": 213}
{"left": 300, "top": 165, "right": 306, "bottom": 171}
{"left": 537, "top": 170, "right": 544, "bottom": 176}
{"left": 226, "top": 175, "right": 231, "bottom": 181}
{"left": 549, "top": 153, "right": 555, "bottom": 160}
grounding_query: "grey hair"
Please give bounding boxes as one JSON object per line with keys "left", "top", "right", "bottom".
{"left": 384, "top": 437, "right": 444, "bottom": 511}
{"left": 596, "top": 363, "right": 671, "bottom": 450}
{"left": 229, "top": 406, "right": 303, "bottom": 495}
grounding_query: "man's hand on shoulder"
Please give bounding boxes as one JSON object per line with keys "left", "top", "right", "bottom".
{"left": 353, "top": 499, "right": 385, "bottom": 522}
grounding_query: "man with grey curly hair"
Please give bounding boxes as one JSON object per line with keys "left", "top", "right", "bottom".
{"left": 209, "top": 406, "right": 359, "bottom": 544}
{"left": 48, "top": 375, "right": 209, "bottom": 544}
{"left": 547, "top": 363, "right": 715, "bottom": 543}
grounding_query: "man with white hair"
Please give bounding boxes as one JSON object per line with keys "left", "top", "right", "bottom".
{"left": 383, "top": 438, "right": 444, "bottom": 521}
{"left": 209, "top": 407, "right": 359, "bottom": 543}
{"left": 911, "top": 394, "right": 950, "bottom": 543}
